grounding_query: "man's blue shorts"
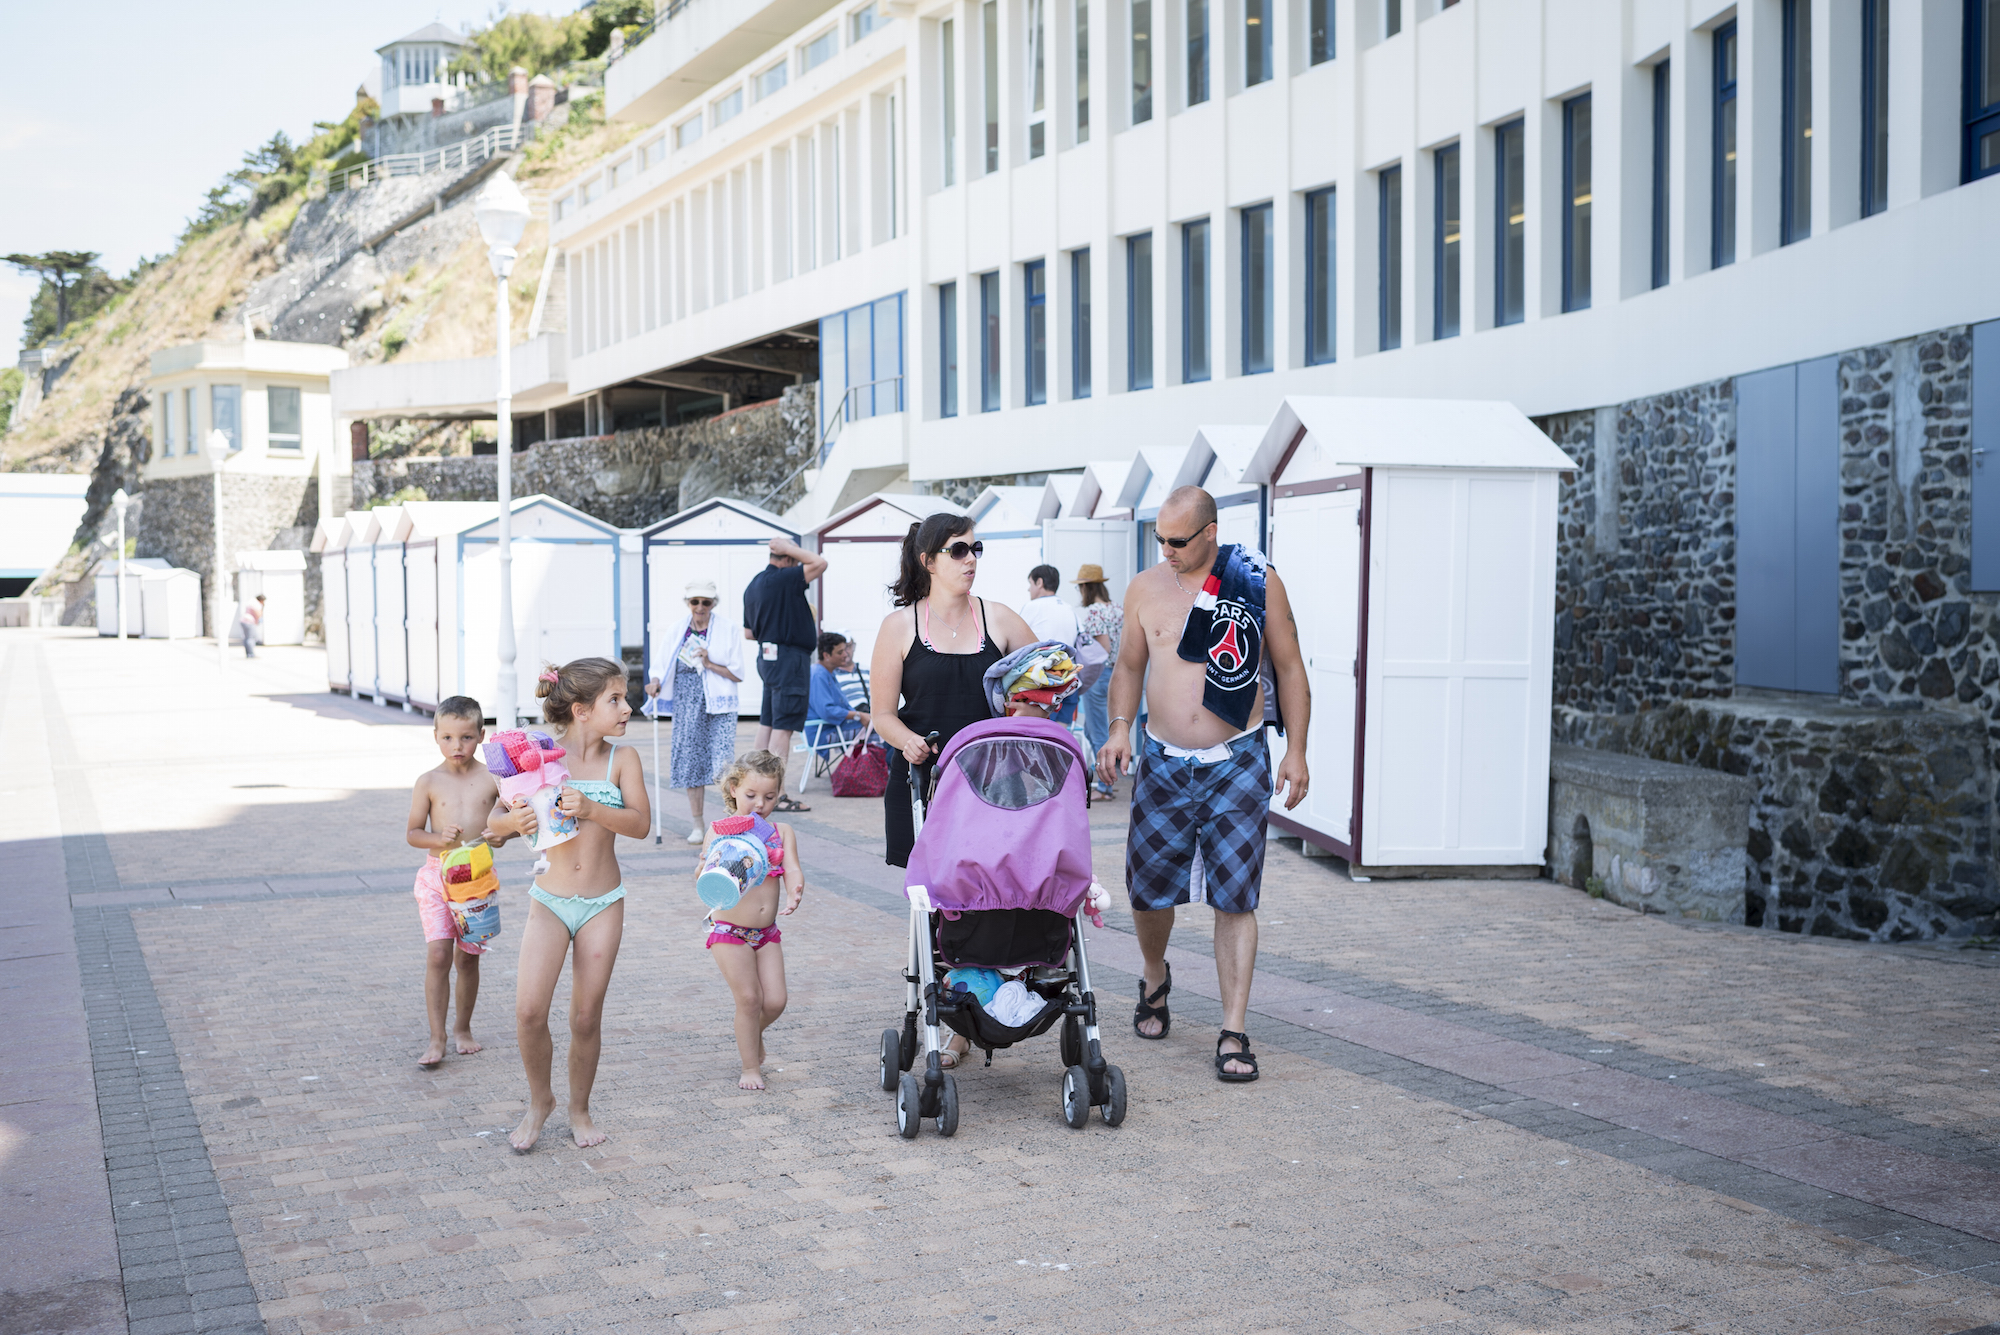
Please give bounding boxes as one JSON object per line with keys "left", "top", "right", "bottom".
{"left": 1124, "top": 729, "right": 1270, "bottom": 914}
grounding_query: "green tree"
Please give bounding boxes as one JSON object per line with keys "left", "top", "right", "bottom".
{"left": 3, "top": 251, "right": 107, "bottom": 342}
{"left": 450, "top": 9, "right": 591, "bottom": 81}
{"left": 0, "top": 367, "right": 22, "bottom": 434}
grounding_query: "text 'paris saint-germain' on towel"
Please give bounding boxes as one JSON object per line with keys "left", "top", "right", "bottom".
{"left": 1175, "top": 543, "right": 1281, "bottom": 732}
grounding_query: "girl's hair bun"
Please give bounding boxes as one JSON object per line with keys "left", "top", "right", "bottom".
{"left": 534, "top": 663, "right": 559, "bottom": 699}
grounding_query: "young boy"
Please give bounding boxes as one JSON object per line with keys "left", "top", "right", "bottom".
{"left": 406, "top": 696, "right": 514, "bottom": 1068}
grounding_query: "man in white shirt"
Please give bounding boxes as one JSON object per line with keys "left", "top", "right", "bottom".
{"left": 1020, "top": 565, "right": 1081, "bottom": 724}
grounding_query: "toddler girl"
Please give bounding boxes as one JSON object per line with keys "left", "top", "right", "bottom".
{"left": 700, "top": 750, "right": 804, "bottom": 1089}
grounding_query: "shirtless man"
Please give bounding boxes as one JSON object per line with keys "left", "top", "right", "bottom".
{"left": 1097, "top": 486, "right": 1310, "bottom": 1081}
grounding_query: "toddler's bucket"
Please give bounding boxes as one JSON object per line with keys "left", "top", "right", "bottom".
{"left": 697, "top": 834, "right": 769, "bottom": 912}
{"left": 453, "top": 893, "right": 502, "bottom": 948}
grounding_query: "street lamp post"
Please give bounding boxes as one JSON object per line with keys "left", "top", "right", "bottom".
{"left": 111, "top": 487, "right": 130, "bottom": 640}
{"left": 474, "top": 169, "right": 531, "bottom": 724}
{"left": 208, "top": 428, "right": 230, "bottom": 672}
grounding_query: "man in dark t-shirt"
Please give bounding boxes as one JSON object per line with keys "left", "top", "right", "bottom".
{"left": 741, "top": 535, "right": 828, "bottom": 810}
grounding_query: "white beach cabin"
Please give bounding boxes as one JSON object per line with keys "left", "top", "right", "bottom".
{"left": 964, "top": 486, "right": 1055, "bottom": 616}
{"left": 458, "top": 496, "right": 623, "bottom": 725}
{"left": 358, "top": 506, "right": 409, "bottom": 704}
{"left": 95, "top": 558, "right": 169, "bottom": 636}
{"left": 1043, "top": 463, "right": 1137, "bottom": 604}
{"left": 1187, "top": 426, "right": 1268, "bottom": 555}
{"left": 1243, "top": 396, "right": 1577, "bottom": 873}
{"left": 312, "top": 519, "right": 352, "bottom": 690}
{"left": 812, "top": 493, "right": 962, "bottom": 670}
{"left": 392, "top": 503, "right": 499, "bottom": 714}
{"left": 234, "top": 551, "right": 308, "bottom": 646}
{"left": 640, "top": 498, "right": 800, "bottom": 721}
{"left": 139, "top": 567, "right": 203, "bottom": 639}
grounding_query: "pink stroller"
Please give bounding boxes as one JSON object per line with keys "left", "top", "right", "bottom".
{"left": 878, "top": 716, "right": 1128, "bottom": 1137}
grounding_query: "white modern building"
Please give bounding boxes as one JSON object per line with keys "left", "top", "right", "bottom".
{"left": 147, "top": 339, "right": 350, "bottom": 516}
{"left": 540, "top": 0, "right": 1999, "bottom": 517}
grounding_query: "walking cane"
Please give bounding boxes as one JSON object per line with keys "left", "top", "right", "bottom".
{"left": 650, "top": 693, "right": 663, "bottom": 845}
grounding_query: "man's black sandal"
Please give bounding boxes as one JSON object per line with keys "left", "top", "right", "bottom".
{"left": 1215, "top": 1029, "right": 1259, "bottom": 1082}
{"left": 1133, "top": 961, "right": 1172, "bottom": 1040}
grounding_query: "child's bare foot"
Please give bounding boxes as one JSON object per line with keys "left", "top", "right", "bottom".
{"left": 738, "top": 1068, "right": 767, "bottom": 1090}
{"left": 570, "top": 1109, "right": 608, "bottom": 1148}
{"left": 452, "top": 1030, "right": 482, "bottom": 1055}
{"left": 510, "top": 1096, "right": 555, "bottom": 1152}
{"left": 418, "top": 1040, "right": 446, "bottom": 1069}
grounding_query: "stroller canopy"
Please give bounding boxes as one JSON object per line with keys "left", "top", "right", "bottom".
{"left": 906, "top": 717, "right": 1094, "bottom": 917}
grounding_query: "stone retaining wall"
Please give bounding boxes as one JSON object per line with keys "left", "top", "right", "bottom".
{"left": 136, "top": 475, "right": 318, "bottom": 637}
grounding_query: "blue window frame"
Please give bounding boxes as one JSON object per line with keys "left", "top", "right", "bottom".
{"left": 1780, "top": 0, "right": 1812, "bottom": 245}
{"left": 1651, "top": 62, "right": 1670, "bottom": 287}
{"left": 1241, "top": 203, "right": 1273, "bottom": 374}
{"left": 1861, "top": 0, "right": 1889, "bottom": 215}
{"left": 1245, "top": 0, "right": 1271, "bottom": 86}
{"left": 1308, "top": 0, "right": 1332, "bottom": 64}
{"left": 1562, "top": 92, "right": 1592, "bottom": 313}
{"left": 1024, "top": 260, "right": 1048, "bottom": 405}
{"left": 1127, "top": 233, "right": 1154, "bottom": 390}
{"left": 939, "top": 282, "right": 958, "bottom": 418}
{"left": 978, "top": 271, "right": 1001, "bottom": 411}
{"left": 1713, "top": 21, "right": 1738, "bottom": 267}
{"left": 1967, "top": 0, "right": 2000, "bottom": 181}
{"left": 1071, "top": 249, "right": 1092, "bottom": 398}
{"left": 1494, "top": 120, "right": 1523, "bottom": 326}
{"left": 818, "top": 292, "right": 906, "bottom": 449}
{"left": 1433, "top": 145, "right": 1459, "bottom": 339}
{"left": 1182, "top": 218, "right": 1210, "bottom": 382}
{"left": 1377, "top": 165, "right": 1400, "bottom": 350}
{"left": 1305, "top": 186, "right": 1335, "bottom": 365}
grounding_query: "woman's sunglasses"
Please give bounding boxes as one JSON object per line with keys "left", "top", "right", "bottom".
{"left": 936, "top": 541, "right": 984, "bottom": 561}
{"left": 687, "top": 597, "right": 715, "bottom": 607}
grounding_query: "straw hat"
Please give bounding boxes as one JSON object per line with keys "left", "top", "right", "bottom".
{"left": 1072, "top": 563, "right": 1107, "bottom": 584}
{"left": 684, "top": 578, "right": 718, "bottom": 599}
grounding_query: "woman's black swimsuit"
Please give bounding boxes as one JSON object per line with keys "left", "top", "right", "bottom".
{"left": 884, "top": 598, "right": 1001, "bottom": 867}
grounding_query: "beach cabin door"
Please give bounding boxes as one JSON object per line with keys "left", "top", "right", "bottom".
{"left": 406, "top": 543, "right": 440, "bottom": 710}
{"left": 1040, "top": 519, "right": 1136, "bottom": 603}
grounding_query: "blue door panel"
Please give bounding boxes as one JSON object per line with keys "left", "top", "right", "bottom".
{"left": 1793, "top": 355, "right": 1841, "bottom": 694}
{"left": 1974, "top": 321, "right": 2000, "bottom": 590}
{"left": 1735, "top": 365, "right": 1798, "bottom": 690}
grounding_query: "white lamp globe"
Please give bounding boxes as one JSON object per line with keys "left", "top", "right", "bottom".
{"left": 474, "top": 171, "right": 532, "bottom": 276}
{"left": 207, "top": 429, "right": 231, "bottom": 472}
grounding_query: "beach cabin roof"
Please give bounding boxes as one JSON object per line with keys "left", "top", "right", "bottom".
{"left": 641, "top": 496, "right": 800, "bottom": 541}
{"left": 1069, "top": 460, "right": 1137, "bottom": 520}
{"left": 966, "top": 485, "right": 1054, "bottom": 534}
{"left": 460, "top": 494, "right": 623, "bottom": 542}
{"left": 357, "top": 506, "right": 405, "bottom": 546}
{"left": 1040, "top": 472, "right": 1084, "bottom": 518}
{"left": 92, "top": 556, "right": 171, "bottom": 578}
{"left": 392, "top": 502, "right": 499, "bottom": 544}
{"left": 1119, "top": 445, "right": 1204, "bottom": 517}
{"left": 1245, "top": 397, "right": 1578, "bottom": 487}
{"left": 1187, "top": 425, "right": 1266, "bottom": 506}
{"left": 309, "top": 518, "right": 342, "bottom": 553}
{"left": 814, "top": 491, "right": 963, "bottom": 539}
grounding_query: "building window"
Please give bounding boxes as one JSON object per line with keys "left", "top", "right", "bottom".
{"left": 1025, "top": 260, "right": 1049, "bottom": 404}
{"left": 1076, "top": 0, "right": 1090, "bottom": 142}
{"left": 1182, "top": 219, "right": 1210, "bottom": 381}
{"left": 1310, "top": 0, "right": 1333, "bottom": 64}
{"left": 852, "top": 3, "right": 883, "bottom": 40}
{"left": 1187, "top": 0, "right": 1209, "bottom": 105}
{"left": 1433, "top": 145, "right": 1460, "bottom": 339}
{"left": 803, "top": 27, "right": 838, "bottom": 71}
{"left": 713, "top": 87, "right": 744, "bottom": 126}
{"left": 983, "top": 0, "right": 1000, "bottom": 171}
{"left": 1245, "top": 0, "right": 1271, "bottom": 86}
{"left": 268, "top": 386, "right": 303, "bottom": 452}
{"left": 1970, "top": 0, "right": 2000, "bottom": 180}
{"left": 1127, "top": 232, "right": 1154, "bottom": 389}
{"left": 212, "top": 385, "right": 242, "bottom": 453}
{"left": 1385, "top": 0, "right": 1401, "bottom": 38}
{"left": 1713, "top": 21, "right": 1738, "bottom": 267}
{"left": 675, "top": 116, "right": 703, "bottom": 149}
{"left": 1132, "top": 0, "right": 1154, "bottom": 122}
{"left": 1861, "top": 0, "right": 1888, "bottom": 214}
{"left": 1377, "top": 166, "right": 1401, "bottom": 350}
{"left": 1781, "top": 0, "right": 1811, "bottom": 245}
{"left": 1241, "top": 204, "right": 1273, "bottom": 374}
{"left": 979, "top": 272, "right": 1002, "bottom": 410}
{"left": 1072, "top": 248, "right": 1093, "bottom": 397}
{"left": 185, "top": 388, "right": 198, "bottom": 455}
{"left": 1028, "top": 0, "right": 1048, "bottom": 157}
{"left": 942, "top": 20, "right": 958, "bottom": 186}
{"left": 1562, "top": 92, "right": 1592, "bottom": 313}
{"left": 1651, "top": 62, "right": 1670, "bottom": 288}
{"left": 940, "top": 282, "right": 959, "bottom": 417}
{"left": 1493, "top": 119, "right": 1524, "bottom": 326}
{"left": 1305, "top": 186, "right": 1335, "bottom": 364}
{"left": 162, "top": 389, "right": 178, "bottom": 456}
{"left": 755, "top": 61, "right": 788, "bottom": 100}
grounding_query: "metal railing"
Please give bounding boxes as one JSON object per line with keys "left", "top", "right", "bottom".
{"left": 817, "top": 376, "right": 904, "bottom": 463}
{"left": 327, "top": 122, "right": 537, "bottom": 194}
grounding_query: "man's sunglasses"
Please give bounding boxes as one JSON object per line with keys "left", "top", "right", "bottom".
{"left": 686, "top": 597, "right": 715, "bottom": 607}
{"left": 937, "top": 541, "right": 984, "bottom": 561}
{"left": 1157, "top": 525, "right": 1213, "bottom": 549}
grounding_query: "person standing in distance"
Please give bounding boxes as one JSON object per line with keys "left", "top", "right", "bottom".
{"left": 1096, "top": 486, "right": 1311, "bottom": 1082}
{"left": 1019, "top": 564, "right": 1083, "bottom": 727}
{"left": 741, "top": 536, "right": 827, "bottom": 812}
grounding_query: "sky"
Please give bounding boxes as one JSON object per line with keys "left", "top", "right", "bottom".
{"left": 0, "top": 1, "right": 551, "bottom": 365}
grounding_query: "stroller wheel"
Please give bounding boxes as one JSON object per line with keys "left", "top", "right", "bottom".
{"left": 1100, "top": 1065, "right": 1128, "bottom": 1126}
{"left": 1060, "top": 1065, "right": 1091, "bottom": 1129}
{"left": 935, "top": 1073, "right": 960, "bottom": 1137}
{"left": 896, "top": 1071, "right": 922, "bottom": 1139}
{"left": 878, "top": 1030, "right": 900, "bottom": 1092}
{"left": 1060, "top": 1014, "right": 1083, "bottom": 1069}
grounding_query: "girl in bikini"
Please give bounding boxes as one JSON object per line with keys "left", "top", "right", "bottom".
{"left": 491, "top": 657, "right": 651, "bottom": 1151}
{"left": 700, "top": 750, "right": 805, "bottom": 1090}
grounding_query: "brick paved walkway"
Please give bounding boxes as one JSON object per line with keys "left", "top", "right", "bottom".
{"left": 6, "top": 628, "right": 2000, "bottom": 1334}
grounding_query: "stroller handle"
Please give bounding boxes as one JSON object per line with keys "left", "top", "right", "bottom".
{"left": 911, "top": 731, "right": 944, "bottom": 827}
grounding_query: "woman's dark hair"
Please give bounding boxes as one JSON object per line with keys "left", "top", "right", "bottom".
{"left": 1078, "top": 581, "right": 1110, "bottom": 606}
{"left": 890, "top": 512, "right": 975, "bottom": 607}
{"left": 536, "top": 656, "right": 628, "bottom": 727}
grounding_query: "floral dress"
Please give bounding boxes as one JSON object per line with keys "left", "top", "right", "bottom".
{"left": 668, "top": 626, "right": 738, "bottom": 790}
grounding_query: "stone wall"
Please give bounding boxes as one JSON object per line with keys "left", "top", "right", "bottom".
{"left": 350, "top": 388, "right": 813, "bottom": 527}
{"left": 136, "top": 474, "right": 318, "bottom": 637}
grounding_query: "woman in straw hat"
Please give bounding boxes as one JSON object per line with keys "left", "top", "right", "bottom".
{"left": 646, "top": 578, "right": 745, "bottom": 842}
{"left": 1074, "top": 563, "right": 1122, "bottom": 799}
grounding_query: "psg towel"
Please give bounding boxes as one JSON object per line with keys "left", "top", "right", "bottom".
{"left": 1174, "top": 543, "right": 1277, "bottom": 733}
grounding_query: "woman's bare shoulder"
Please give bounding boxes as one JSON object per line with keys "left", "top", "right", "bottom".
{"left": 984, "top": 598, "right": 1035, "bottom": 649}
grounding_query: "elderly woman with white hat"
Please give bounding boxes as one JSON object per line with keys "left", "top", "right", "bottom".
{"left": 645, "top": 578, "right": 745, "bottom": 842}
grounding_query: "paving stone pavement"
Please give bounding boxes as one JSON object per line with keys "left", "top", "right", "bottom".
{"left": 5, "top": 628, "right": 2000, "bottom": 1334}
